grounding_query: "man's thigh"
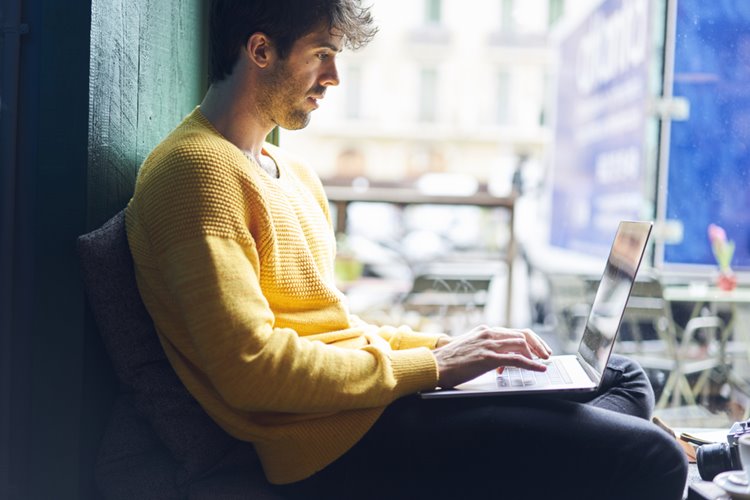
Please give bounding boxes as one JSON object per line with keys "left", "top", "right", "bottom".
{"left": 281, "top": 394, "right": 682, "bottom": 500}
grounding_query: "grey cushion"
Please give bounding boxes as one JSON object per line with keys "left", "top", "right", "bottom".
{"left": 78, "top": 210, "right": 281, "bottom": 499}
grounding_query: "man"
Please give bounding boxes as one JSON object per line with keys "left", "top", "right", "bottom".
{"left": 126, "top": 1, "right": 687, "bottom": 498}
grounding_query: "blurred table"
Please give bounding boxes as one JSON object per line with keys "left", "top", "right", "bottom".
{"left": 663, "top": 285, "right": 750, "bottom": 342}
{"left": 663, "top": 285, "right": 750, "bottom": 307}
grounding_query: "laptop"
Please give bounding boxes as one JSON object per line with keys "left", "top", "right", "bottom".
{"left": 420, "top": 220, "right": 653, "bottom": 399}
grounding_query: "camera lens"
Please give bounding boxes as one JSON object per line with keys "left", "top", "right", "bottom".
{"left": 697, "top": 442, "right": 736, "bottom": 480}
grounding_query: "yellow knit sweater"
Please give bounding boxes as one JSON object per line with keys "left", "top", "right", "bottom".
{"left": 126, "top": 108, "right": 442, "bottom": 484}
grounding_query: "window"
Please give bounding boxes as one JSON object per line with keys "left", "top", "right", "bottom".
{"left": 540, "top": 72, "right": 552, "bottom": 126}
{"left": 425, "top": 0, "right": 442, "bottom": 25}
{"left": 548, "top": 0, "right": 565, "bottom": 28}
{"left": 345, "top": 66, "right": 363, "bottom": 120}
{"left": 418, "top": 67, "right": 438, "bottom": 122}
{"left": 501, "top": 0, "right": 515, "bottom": 33}
{"left": 496, "top": 70, "right": 511, "bottom": 125}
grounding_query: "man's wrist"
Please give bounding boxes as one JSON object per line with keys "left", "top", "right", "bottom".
{"left": 435, "top": 335, "right": 452, "bottom": 348}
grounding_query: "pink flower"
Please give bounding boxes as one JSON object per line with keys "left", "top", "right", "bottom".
{"left": 707, "top": 223, "right": 734, "bottom": 272}
{"left": 708, "top": 224, "right": 727, "bottom": 244}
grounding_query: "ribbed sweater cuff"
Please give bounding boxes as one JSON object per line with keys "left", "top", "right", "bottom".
{"left": 389, "top": 347, "right": 439, "bottom": 397}
{"left": 395, "top": 331, "right": 450, "bottom": 350}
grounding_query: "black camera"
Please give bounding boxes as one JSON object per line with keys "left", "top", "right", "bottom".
{"left": 697, "top": 420, "right": 750, "bottom": 480}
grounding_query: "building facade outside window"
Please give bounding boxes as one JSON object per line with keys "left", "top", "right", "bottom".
{"left": 548, "top": 0, "right": 565, "bottom": 27}
{"left": 282, "top": 0, "right": 567, "bottom": 184}
{"left": 501, "top": 0, "right": 515, "bottom": 33}
{"left": 496, "top": 69, "right": 511, "bottom": 125}
{"left": 345, "top": 66, "right": 363, "bottom": 121}
{"left": 418, "top": 67, "right": 438, "bottom": 123}
{"left": 425, "top": 0, "right": 442, "bottom": 25}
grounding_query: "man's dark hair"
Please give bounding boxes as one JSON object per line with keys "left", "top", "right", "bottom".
{"left": 209, "top": 0, "right": 378, "bottom": 84}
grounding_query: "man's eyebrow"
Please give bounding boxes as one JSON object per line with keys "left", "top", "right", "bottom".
{"left": 316, "top": 42, "right": 343, "bottom": 53}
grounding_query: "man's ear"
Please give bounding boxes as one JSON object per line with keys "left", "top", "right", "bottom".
{"left": 246, "top": 33, "right": 274, "bottom": 69}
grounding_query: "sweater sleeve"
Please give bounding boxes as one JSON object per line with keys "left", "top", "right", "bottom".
{"left": 157, "top": 236, "right": 438, "bottom": 413}
{"left": 347, "top": 315, "right": 449, "bottom": 350}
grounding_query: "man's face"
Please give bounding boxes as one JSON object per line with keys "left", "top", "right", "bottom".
{"left": 260, "top": 26, "right": 343, "bottom": 130}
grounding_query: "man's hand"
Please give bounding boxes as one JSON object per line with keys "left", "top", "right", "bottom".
{"left": 432, "top": 325, "right": 552, "bottom": 389}
{"left": 435, "top": 335, "right": 453, "bottom": 348}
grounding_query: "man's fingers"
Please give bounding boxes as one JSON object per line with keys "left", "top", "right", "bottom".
{"left": 484, "top": 327, "right": 551, "bottom": 356}
{"left": 494, "top": 353, "right": 548, "bottom": 372}
{"left": 488, "top": 338, "right": 535, "bottom": 359}
{"left": 436, "top": 326, "right": 551, "bottom": 388}
{"left": 520, "top": 328, "right": 553, "bottom": 358}
{"left": 482, "top": 327, "right": 522, "bottom": 340}
{"left": 477, "top": 326, "right": 553, "bottom": 361}
{"left": 531, "top": 337, "right": 552, "bottom": 359}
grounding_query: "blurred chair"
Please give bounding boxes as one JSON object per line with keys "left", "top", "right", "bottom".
{"left": 617, "top": 277, "right": 674, "bottom": 356}
{"left": 399, "top": 261, "right": 498, "bottom": 333}
{"left": 620, "top": 276, "right": 725, "bottom": 409}
{"left": 543, "top": 272, "right": 592, "bottom": 353}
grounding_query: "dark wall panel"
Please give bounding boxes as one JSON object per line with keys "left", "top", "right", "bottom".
{"left": 3, "top": 1, "right": 206, "bottom": 499}
{"left": 16, "top": 0, "right": 92, "bottom": 498}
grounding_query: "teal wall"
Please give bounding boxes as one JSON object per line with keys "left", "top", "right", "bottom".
{"left": 88, "top": 0, "right": 207, "bottom": 227}
{"left": 2, "top": 1, "right": 206, "bottom": 498}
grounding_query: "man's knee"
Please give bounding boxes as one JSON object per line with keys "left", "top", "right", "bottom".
{"left": 608, "top": 353, "right": 647, "bottom": 377}
{"left": 604, "top": 354, "right": 656, "bottom": 415}
{"left": 609, "top": 353, "right": 653, "bottom": 387}
{"left": 639, "top": 424, "right": 689, "bottom": 488}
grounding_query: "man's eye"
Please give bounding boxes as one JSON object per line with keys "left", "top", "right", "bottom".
{"left": 317, "top": 53, "right": 330, "bottom": 61}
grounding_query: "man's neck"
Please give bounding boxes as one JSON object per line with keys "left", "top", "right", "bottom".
{"left": 199, "top": 80, "right": 274, "bottom": 159}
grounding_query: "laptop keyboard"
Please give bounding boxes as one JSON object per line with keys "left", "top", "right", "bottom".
{"left": 497, "top": 359, "right": 573, "bottom": 387}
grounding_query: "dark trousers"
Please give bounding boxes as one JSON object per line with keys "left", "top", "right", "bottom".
{"left": 277, "top": 355, "right": 688, "bottom": 500}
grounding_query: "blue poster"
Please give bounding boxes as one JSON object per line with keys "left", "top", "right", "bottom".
{"left": 664, "top": 0, "right": 750, "bottom": 269}
{"left": 551, "top": 0, "right": 652, "bottom": 257}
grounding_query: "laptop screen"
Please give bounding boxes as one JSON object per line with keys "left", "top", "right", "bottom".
{"left": 577, "top": 221, "right": 653, "bottom": 377}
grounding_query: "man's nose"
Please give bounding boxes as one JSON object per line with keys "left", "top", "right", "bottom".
{"left": 320, "top": 61, "right": 340, "bottom": 87}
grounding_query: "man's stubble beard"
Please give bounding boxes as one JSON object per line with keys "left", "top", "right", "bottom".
{"left": 258, "top": 61, "right": 312, "bottom": 131}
